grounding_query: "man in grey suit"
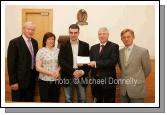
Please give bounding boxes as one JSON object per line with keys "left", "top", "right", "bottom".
{"left": 119, "top": 28, "right": 151, "bottom": 103}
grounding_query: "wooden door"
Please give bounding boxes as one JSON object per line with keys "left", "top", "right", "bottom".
{"left": 22, "top": 9, "right": 53, "bottom": 48}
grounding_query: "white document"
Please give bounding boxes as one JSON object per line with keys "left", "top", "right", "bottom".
{"left": 77, "top": 56, "right": 90, "bottom": 64}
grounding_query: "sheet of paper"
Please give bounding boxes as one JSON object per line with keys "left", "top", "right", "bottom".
{"left": 77, "top": 56, "right": 90, "bottom": 64}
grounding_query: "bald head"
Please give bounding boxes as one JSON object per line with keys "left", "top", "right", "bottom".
{"left": 98, "top": 27, "right": 109, "bottom": 44}
{"left": 22, "top": 21, "right": 36, "bottom": 39}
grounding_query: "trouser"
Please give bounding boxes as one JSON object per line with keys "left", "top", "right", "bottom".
{"left": 64, "top": 79, "right": 85, "bottom": 103}
{"left": 39, "top": 79, "right": 60, "bottom": 102}
{"left": 11, "top": 69, "right": 36, "bottom": 102}
{"left": 92, "top": 76, "right": 116, "bottom": 103}
{"left": 93, "top": 85, "right": 116, "bottom": 103}
{"left": 121, "top": 91, "right": 144, "bottom": 103}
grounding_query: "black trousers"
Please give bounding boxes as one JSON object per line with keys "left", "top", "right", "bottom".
{"left": 39, "top": 79, "right": 60, "bottom": 102}
{"left": 11, "top": 69, "right": 37, "bottom": 102}
{"left": 92, "top": 76, "right": 116, "bottom": 103}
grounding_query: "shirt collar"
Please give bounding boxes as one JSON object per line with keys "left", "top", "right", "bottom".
{"left": 22, "top": 34, "right": 31, "bottom": 42}
{"left": 70, "top": 39, "right": 79, "bottom": 45}
{"left": 100, "top": 41, "right": 107, "bottom": 46}
{"left": 125, "top": 44, "right": 134, "bottom": 50}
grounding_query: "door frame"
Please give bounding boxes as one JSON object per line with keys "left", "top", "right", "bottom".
{"left": 22, "top": 9, "right": 53, "bottom": 32}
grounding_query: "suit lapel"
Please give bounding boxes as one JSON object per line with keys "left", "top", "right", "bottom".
{"left": 96, "top": 44, "right": 100, "bottom": 59}
{"left": 67, "top": 41, "right": 73, "bottom": 64}
{"left": 120, "top": 48, "right": 125, "bottom": 67}
{"left": 78, "top": 40, "right": 82, "bottom": 56}
{"left": 20, "top": 36, "right": 31, "bottom": 56}
{"left": 31, "top": 39, "right": 37, "bottom": 56}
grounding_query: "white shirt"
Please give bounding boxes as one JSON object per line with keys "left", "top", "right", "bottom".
{"left": 100, "top": 42, "right": 107, "bottom": 46}
{"left": 70, "top": 40, "right": 79, "bottom": 69}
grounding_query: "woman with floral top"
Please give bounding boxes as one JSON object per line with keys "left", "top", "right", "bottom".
{"left": 36, "top": 32, "right": 60, "bottom": 102}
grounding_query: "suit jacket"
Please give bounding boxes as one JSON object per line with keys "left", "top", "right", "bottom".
{"left": 58, "top": 40, "right": 89, "bottom": 86}
{"left": 119, "top": 45, "right": 151, "bottom": 98}
{"left": 89, "top": 41, "right": 119, "bottom": 90}
{"left": 7, "top": 35, "right": 38, "bottom": 89}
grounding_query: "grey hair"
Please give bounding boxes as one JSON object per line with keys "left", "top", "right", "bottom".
{"left": 23, "top": 21, "right": 35, "bottom": 29}
{"left": 98, "top": 27, "right": 109, "bottom": 34}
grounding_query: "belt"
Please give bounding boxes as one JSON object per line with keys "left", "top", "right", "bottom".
{"left": 39, "top": 79, "right": 56, "bottom": 84}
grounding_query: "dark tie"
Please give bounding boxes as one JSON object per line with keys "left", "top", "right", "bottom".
{"left": 99, "top": 45, "right": 104, "bottom": 55}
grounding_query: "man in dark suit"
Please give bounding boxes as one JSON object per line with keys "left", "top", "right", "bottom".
{"left": 88, "top": 27, "right": 119, "bottom": 103}
{"left": 58, "top": 24, "right": 89, "bottom": 103}
{"left": 7, "top": 21, "right": 38, "bottom": 102}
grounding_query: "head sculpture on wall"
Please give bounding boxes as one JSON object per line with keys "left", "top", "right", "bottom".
{"left": 76, "top": 9, "right": 88, "bottom": 25}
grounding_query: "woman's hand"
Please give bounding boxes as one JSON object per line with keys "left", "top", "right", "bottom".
{"left": 50, "top": 70, "right": 60, "bottom": 79}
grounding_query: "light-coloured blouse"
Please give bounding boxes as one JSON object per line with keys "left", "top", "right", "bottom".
{"left": 36, "top": 47, "right": 59, "bottom": 81}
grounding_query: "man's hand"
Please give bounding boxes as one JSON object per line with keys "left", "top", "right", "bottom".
{"left": 88, "top": 61, "right": 96, "bottom": 68}
{"left": 77, "top": 64, "right": 84, "bottom": 67}
{"left": 73, "top": 70, "right": 84, "bottom": 78}
{"left": 10, "top": 83, "right": 19, "bottom": 91}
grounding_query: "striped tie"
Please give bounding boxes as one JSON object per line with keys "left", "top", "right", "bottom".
{"left": 27, "top": 39, "right": 34, "bottom": 69}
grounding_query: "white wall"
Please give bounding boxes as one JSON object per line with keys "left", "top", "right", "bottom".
{"left": 5, "top": 5, "right": 155, "bottom": 58}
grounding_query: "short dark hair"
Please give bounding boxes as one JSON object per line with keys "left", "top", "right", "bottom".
{"left": 42, "top": 32, "right": 56, "bottom": 47}
{"left": 69, "top": 24, "right": 80, "bottom": 32}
